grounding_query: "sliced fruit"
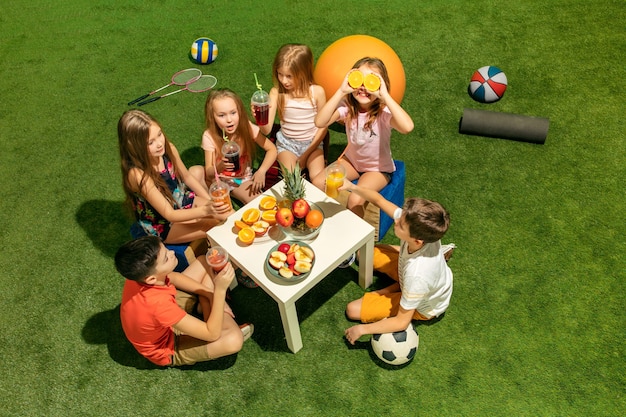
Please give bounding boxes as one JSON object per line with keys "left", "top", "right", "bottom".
{"left": 259, "top": 195, "right": 277, "bottom": 210}
{"left": 294, "top": 248, "right": 312, "bottom": 263}
{"left": 242, "top": 208, "right": 261, "bottom": 225}
{"left": 298, "top": 246, "right": 314, "bottom": 260}
{"left": 305, "top": 209, "right": 323, "bottom": 229}
{"left": 278, "top": 266, "right": 293, "bottom": 279}
{"left": 294, "top": 260, "right": 312, "bottom": 273}
{"left": 363, "top": 73, "right": 381, "bottom": 92}
{"left": 252, "top": 221, "right": 269, "bottom": 237}
{"left": 288, "top": 243, "right": 300, "bottom": 255}
{"left": 348, "top": 70, "right": 364, "bottom": 89}
{"left": 234, "top": 220, "right": 249, "bottom": 230}
{"left": 286, "top": 252, "right": 296, "bottom": 267}
{"left": 237, "top": 227, "right": 255, "bottom": 245}
{"left": 268, "top": 251, "right": 287, "bottom": 270}
{"left": 261, "top": 210, "right": 277, "bottom": 226}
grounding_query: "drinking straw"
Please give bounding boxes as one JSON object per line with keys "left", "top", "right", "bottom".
{"left": 254, "top": 73, "right": 262, "bottom": 91}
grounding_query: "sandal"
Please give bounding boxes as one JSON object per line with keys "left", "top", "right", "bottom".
{"left": 236, "top": 269, "right": 258, "bottom": 288}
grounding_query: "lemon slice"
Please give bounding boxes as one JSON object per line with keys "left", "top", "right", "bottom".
{"left": 348, "top": 70, "right": 364, "bottom": 89}
{"left": 364, "top": 73, "right": 381, "bottom": 92}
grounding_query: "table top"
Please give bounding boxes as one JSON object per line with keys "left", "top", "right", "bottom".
{"left": 207, "top": 180, "right": 375, "bottom": 305}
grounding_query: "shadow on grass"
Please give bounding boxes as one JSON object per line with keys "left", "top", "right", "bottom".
{"left": 82, "top": 304, "right": 237, "bottom": 371}
{"left": 76, "top": 199, "right": 133, "bottom": 258}
{"left": 227, "top": 267, "right": 354, "bottom": 353}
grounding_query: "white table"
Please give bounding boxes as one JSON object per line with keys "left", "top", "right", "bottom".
{"left": 207, "top": 179, "right": 375, "bottom": 353}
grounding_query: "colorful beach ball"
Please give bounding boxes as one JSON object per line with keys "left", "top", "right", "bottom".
{"left": 190, "top": 38, "right": 218, "bottom": 65}
{"left": 468, "top": 66, "right": 507, "bottom": 103}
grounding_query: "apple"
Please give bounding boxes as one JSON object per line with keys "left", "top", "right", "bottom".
{"left": 276, "top": 207, "right": 294, "bottom": 227}
{"left": 299, "top": 246, "right": 314, "bottom": 260}
{"left": 291, "top": 199, "right": 310, "bottom": 219}
{"left": 288, "top": 243, "right": 300, "bottom": 255}
{"left": 252, "top": 220, "right": 269, "bottom": 237}
{"left": 286, "top": 252, "right": 296, "bottom": 267}
{"left": 279, "top": 266, "right": 293, "bottom": 279}
{"left": 277, "top": 243, "right": 291, "bottom": 254}
{"left": 294, "top": 260, "right": 312, "bottom": 273}
{"left": 294, "top": 248, "right": 313, "bottom": 263}
{"left": 268, "top": 251, "right": 287, "bottom": 269}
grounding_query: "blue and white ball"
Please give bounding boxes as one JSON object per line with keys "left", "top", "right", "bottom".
{"left": 468, "top": 66, "right": 508, "bottom": 103}
{"left": 371, "top": 324, "right": 419, "bottom": 366}
{"left": 191, "top": 38, "right": 218, "bottom": 65}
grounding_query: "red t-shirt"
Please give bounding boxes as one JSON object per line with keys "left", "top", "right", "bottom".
{"left": 120, "top": 278, "right": 187, "bottom": 366}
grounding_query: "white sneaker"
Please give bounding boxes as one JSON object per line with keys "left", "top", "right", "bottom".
{"left": 239, "top": 323, "right": 254, "bottom": 342}
{"left": 442, "top": 244, "right": 456, "bottom": 262}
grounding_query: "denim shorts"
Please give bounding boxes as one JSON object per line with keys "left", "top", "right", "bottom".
{"left": 276, "top": 130, "right": 323, "bottom": 158}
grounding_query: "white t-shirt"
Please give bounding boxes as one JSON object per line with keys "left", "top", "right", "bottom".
{"left": 398, "top": 239, "right": 453, "bottom": 318}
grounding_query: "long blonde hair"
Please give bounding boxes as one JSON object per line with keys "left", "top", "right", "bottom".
{"left": 345, "top": 57, "right": 391, "bottom": 131}
{"left": 117, "top": 109, "right": 179, "bottom": 212}
{"left": 204, "top": 88, "right": 257, "bottom": 162}
{"left": 272, "top": 44, "right": 315, "bottom": 119}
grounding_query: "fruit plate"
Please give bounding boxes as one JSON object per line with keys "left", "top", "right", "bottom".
{"left": 279, "top": 202, "right": 324, "bottom": 241}
{"left": 265, "top": 240, "right": 315, "bottom": 283}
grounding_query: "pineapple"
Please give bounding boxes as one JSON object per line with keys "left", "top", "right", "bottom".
{"left": 278, "top": 162, "right": 310, "bottom": 232}
{"left": 279, "top": 161, "right": 306, "bottom": 202}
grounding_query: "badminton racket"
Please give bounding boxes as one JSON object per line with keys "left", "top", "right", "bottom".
{"left": 137, "top": 75, "right": 218, "bottom": 106}
{"left": 127, "top": 68, "right": 202, "bottom": 105}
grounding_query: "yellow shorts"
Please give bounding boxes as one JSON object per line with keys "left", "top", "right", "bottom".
{"left": 360, "top": 245, "right": 430, "bottom": 323}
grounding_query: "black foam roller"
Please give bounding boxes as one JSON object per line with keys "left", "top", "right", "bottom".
{"left": 459, "top": 108, "right": 549, "bottom": 144}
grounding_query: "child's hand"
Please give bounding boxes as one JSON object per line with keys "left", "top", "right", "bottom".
{"left": 210, "top": 200, "right": 234, "bottom": 220}
{"left": 369, "top": 73, "right": 389, "bottom": 101}
{"left": 339, "top": 70, "right": 357, "bottom": 95}
{"left": 214, "top": 262, "right": 234, "bottom": 290}
{"left": 344, "top": 324, "right": 365, "bottom": 345}
{"left": 222, "top": 156, "right": 236, "bottom": 172}
{"left": 338, "top": 178, "right": 354, "bottom": 192}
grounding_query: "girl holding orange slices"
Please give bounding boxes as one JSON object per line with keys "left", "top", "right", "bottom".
{"left": 257, "top": 44, "right": 328, "bottom": 181}
{"left": 312, "top": 57, "right": 414, "bottom": 219}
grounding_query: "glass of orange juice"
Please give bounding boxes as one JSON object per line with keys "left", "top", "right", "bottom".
{"left": 325, "top": 162, "right": 346, "bottom": 199}
{"left": 209, "top": 179, "right": 232, "bottom": 209}
{"left": 206, "top": 246, "right": 229, "bottom": 273}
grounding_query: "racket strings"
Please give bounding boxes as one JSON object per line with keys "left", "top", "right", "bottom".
{"left": 187, "top": 75, "right": 218, "bottom": 92}
{"left": 172, "top": 68, "right": 202, "bottom": 85}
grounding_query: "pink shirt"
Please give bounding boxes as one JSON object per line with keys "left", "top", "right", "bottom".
{"left": 338, "top": 105, "right": 395, "bottom": 173}
{"left": 279, "top": 87, "right": 319, "bottom": 141}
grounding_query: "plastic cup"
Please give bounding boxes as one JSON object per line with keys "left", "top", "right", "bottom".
{"left": 325, "top": 162, "right": 346, "bottom": 199}
{"left": 221, "top": 141, "right": 241, "bottom": 173}
{"left": 251, "top": 89, "right": 270, "bottom": 126}
{"left": 206, "top": 246, "right": 229, "bottom": 273}
{"left": 209, "top": 179, "right": 232, "bottom": 209}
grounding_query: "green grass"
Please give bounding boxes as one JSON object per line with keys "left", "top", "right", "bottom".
{"left": 1, "top": 0, "right": 624, "bottom": 416}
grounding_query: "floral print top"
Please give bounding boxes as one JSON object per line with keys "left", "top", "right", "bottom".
{"left": 134, "top": 156, "right": 195, "bottom": 240}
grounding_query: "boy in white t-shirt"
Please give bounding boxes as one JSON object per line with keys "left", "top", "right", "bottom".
{"left": 341, "top": 181, "right": 455, "bottom": 345}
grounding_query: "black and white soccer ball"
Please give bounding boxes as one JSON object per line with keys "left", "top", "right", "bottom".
{"left": 371, "top": 324, "right": 419, "bottom": 365}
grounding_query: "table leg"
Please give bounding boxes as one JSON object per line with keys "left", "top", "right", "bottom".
{"left": 277, "top": 300, "right": 303, "bottom": 353}
{"left": 358, "top": 236, "right": 374, "bottom": 289}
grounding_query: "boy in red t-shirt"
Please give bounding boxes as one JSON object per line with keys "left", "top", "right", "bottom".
{"left": 115, "top": 236, "right": 253, "bottom": 366}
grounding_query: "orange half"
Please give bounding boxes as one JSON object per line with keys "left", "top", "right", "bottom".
{"left": 237, "top": 227, "right": 255, "bottom": 245}
{"left": 259, "top": 195, "right": 277, "bottom": 210}
{"left": 234, "top": 220, "right": 249, "bottom": 230}
{"left": 364, "top": 73, "right": 381, "bottom": 92}
{"left": 241, "top": 208, "right": 261, "bottom": 225}
{"left": 261, "top": 209, "right": 277, "bottom": 226}
{"left": 348, "top": 70, "right": 364, "bottom": 89}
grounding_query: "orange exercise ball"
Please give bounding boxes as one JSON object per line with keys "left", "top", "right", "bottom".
{"left": 314, "top": 35, "right": 406, "bottom": 104}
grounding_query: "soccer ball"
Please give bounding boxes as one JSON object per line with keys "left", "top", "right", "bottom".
{"left": 468, "top": 66, "right": 507, "bottom": 103}
{"left": 371, "top": 324, "right": 419, "bottom": 366}
{"left": 190, "top": 38, "right": 218, "bottom": 65}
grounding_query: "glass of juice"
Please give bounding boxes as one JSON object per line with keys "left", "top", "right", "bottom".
{"left": 325, "top": 162, "right": 346, "bottom": 199}
{"left": 209, "top": 179, "right": 232, "bottom": 209}
{"left": 221, "top": 141, "right": 241, "bottom": 173}
{"left": 251, "top": 89, "right": 270, "bottom": 126}
{"left": 206, "top": 246, "right": 229, "bottom": 273}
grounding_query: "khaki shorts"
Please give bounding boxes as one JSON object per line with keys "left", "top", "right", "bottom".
{"left": 170, "top": 290, "right": 214, "bottom": 366}
{"left": 360, "top": 245, "right": 430, "bottom": 323}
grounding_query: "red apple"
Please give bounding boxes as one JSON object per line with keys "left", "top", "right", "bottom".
{"left": 276, "top": 207, "right": 294, "bottom": 227}
{"left": 286, "top": 252, "right": 296, "bottom": 267}
{"left": 291, "top": 199, "right": 310, "bottom": 219}
{"left": 277, "top": 243, "right": 291, "bottom": 254}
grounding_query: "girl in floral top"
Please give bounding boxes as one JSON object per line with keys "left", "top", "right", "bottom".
{"left": 118, "top": 109, "right": 232, "bottom": 244}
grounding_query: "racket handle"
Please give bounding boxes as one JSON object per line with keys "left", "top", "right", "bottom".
{"left": 137, "top": 96, "right": 161, "bottom": 106}
{"left": 128, "top": 94, "right": 149, "bottom": 106}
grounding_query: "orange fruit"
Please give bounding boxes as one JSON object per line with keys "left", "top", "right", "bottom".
{"left": 261, "top": 209, "right": 277, "bottom": 225}
{"left": 237, "top": 227, "right": 255, "bottom": 245}
{"left": 363, "top": 73, "right": 381, "bottom": 92}
{"left": 348, "top": 70, "right": 364, "bottom": 89}
{"left": 241, "top": 208, "right": 261, "bottom": 225}
{"left": 259, "top": 195, "right": 277, "bottom": 210}
{"left": 234, "top": 220, "right": 249, "bottom": 230}
{"left": 305, "top": 209, "right": 324, "bottom": 229}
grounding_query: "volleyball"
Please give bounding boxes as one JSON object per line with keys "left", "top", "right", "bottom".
{"left": 190, "top": 38, "right": 218, "bottom": 65}
{"left": 468, "top": 66, "right": 507, "bottom": 103}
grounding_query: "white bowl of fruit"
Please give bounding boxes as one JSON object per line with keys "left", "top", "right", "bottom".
{"left": 266, "top": 241, "right": 315, "bottom": 282}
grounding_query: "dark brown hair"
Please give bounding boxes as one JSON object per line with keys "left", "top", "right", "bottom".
{"left": 402, "top": 198, "right": 450, "bottom": 243}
